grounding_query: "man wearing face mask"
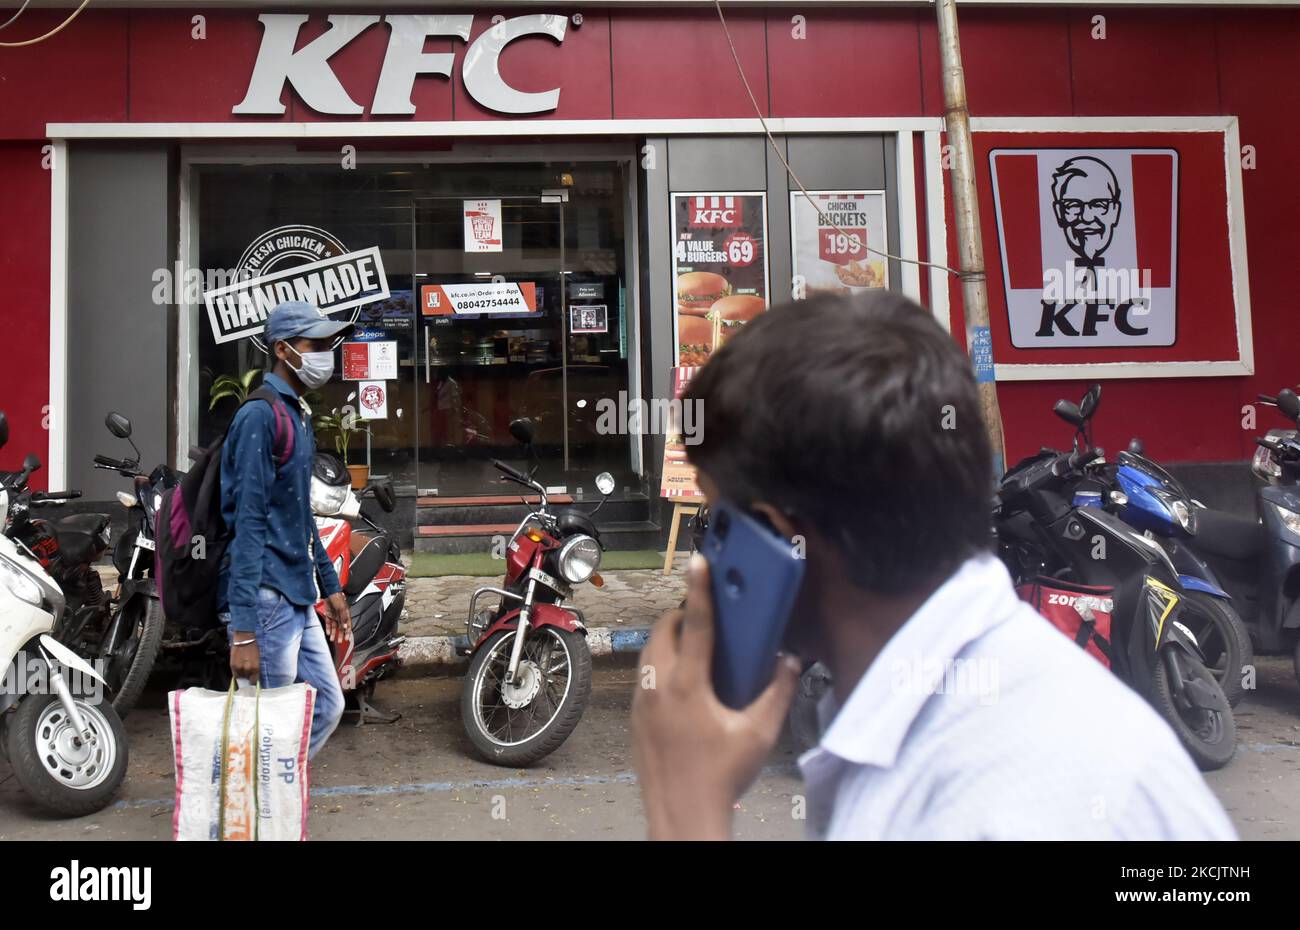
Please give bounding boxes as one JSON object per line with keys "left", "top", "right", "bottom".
{"left": 220, "top": 300, "right": 353, "bottom": 758}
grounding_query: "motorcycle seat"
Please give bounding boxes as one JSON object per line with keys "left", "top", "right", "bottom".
{"left": 344, "top": 532, "right": 389, "bottom": 597}
{"left": 1193, "top": 508, "right": 1267, "bottom": 561}
{"left": 56, "top": 512, "right": 111, "bottom": 537}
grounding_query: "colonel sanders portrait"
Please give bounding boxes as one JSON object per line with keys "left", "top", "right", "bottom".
{"left": 1050, "top": 156, "right": 1122, "bottom": 269}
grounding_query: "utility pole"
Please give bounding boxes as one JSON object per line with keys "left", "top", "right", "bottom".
{"left": 935, "top": 0, "right": 1007, "bottom": 474}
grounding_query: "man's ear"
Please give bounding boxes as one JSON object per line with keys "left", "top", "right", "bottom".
{"left": 751, "top": 501, "right": 799, "bottom": 542}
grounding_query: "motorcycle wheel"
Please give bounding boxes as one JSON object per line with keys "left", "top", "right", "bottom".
{"left": 1178, "top": 591, "right": 1252, "bottom": 707}
{"left": 1293, "top": 636, "right": 1300, "bottom": 695}
{"left": 1151, "top": 648, "right": 1236, "bottom": 771}
{"left": 104, "top": 597, "right": 166, "bottom": 719}
{"left": 461, "top": 626, "right": 592, "bottom": 767}
{"left": 2, "top": 692, "right": 128, "bottom": 816}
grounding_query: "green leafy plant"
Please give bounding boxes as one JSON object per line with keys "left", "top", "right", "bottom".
{"left": 209, "top": 368, "right": 263, "bottom": 411}
{"left": 312, "top": 407, "right": 370, "bottom": 467}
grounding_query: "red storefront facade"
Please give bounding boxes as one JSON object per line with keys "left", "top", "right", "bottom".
{"left": 0, "top": 2, "right": 1293, "bottom": 505}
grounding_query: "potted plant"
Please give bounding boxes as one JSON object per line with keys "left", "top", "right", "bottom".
{"left": 313, "top": 407, "right": 371, "bottom": 488}
{"left": 208, "top": 368, "right": 263, "bottom": 412}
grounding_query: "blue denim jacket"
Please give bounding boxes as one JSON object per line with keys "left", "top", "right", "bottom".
{"left": 219, "top": 372, "right": 341, "bottom": 632}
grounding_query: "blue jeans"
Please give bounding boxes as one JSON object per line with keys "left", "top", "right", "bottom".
{"left": 225, "top": 587, "right": 345, "bottom": 760}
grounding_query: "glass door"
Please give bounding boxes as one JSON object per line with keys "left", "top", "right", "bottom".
{"left": 412, "top": 193, "right": 572, "bottom": 496}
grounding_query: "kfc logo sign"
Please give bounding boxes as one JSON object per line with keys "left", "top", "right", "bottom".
{"left": 689, "top": 196, "right": 744, "bottom": 227}
{"left": 990, "top": 148, "right": 1179, "bottom": 348}
{"left": 234, "top": 12, "right": 569, "bottom": 116}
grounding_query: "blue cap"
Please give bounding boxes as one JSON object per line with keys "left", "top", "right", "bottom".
{"left": 264, "top": 300, "right": 354, "bottom": 345}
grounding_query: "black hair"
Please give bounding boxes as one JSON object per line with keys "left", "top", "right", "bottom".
{"left": 684, "top": 290, "right": 993, "bottom": 595}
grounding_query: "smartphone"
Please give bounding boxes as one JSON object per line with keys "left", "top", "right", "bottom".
{"left": 699, "top": 501, "right": 806, "bottom": 710}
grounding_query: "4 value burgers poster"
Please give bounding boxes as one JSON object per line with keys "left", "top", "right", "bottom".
{"left": 671, "top": 193, "right": 769, "bottom": 367}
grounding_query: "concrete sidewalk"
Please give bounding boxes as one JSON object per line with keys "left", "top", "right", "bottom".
{"left": 397, "top": 558, "right": 688, "bottom": 672}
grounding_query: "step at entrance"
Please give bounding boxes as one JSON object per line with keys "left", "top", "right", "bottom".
{"left": 415, "top": 492, "right": 660, "bottom": 554}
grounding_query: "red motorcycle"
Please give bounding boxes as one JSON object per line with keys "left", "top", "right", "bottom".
{"left": 460, "top": 418, "right": 615, "bottom": 765}
{"left": 310, "top": 454, "right": 407, "bottom": 725}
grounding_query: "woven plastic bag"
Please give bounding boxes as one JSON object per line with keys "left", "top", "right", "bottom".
{"left": 169, "top": 682, "right": 315, "bottom": 841}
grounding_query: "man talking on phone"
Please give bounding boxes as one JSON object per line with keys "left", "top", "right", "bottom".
{"left": 631, "top": 291, "right": 1233, "bottom": 840}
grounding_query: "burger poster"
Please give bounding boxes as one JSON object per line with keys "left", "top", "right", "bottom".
{"left": 671, "top": 193, "right": 769, "bottom": 367}
{"left": 790, "top": 190, "right": 889, "bottom": 298}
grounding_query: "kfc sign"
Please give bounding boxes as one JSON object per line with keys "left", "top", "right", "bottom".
{"left": 990, "top": 148, "right": 1178, "bottom": 348}
{"left": 234, "top": 13, "right": 568, "bottom": 116}
{"left": 689, "top": 196, "right": 744, "bottom": 227}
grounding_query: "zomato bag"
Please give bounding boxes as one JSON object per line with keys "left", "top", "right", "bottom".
{"left": 1016, "top": 577, "right": 1115, "bottom": 669}
{"left": 169, "top": 682, "right": 315, "bottom": 841}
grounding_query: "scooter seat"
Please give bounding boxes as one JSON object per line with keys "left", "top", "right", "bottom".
{"left": 56, "top": 512, "right": 110, "bottom": 534}
{"left": 344, "top": 533, "right": 389, "bottom": 597}
{"left": 1193, "top": 508, "right": 1267, "bottom": 561}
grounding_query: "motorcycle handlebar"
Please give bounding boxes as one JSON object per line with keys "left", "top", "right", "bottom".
{"left": 93, "top": 454, "right": 123, "bottom": 468}
{"left": 31, "top": 489, "right": 82, "bottom": 502}
{"left": 491, "top": 458, "right": 533, "bottom": 487}
{"left": 1259, "top": 394, "right": 1279, "bottom": 406}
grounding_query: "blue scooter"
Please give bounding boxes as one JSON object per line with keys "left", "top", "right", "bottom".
{"left": 1147, "top": 389, "right": 1300, "bottom": 693}
{"left": 1052, "top": 385, "right": 1253, "bottom": 705}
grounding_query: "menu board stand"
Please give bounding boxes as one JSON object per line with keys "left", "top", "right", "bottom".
{"left": 662, "top": 502, "right": 702, "bottom": 575}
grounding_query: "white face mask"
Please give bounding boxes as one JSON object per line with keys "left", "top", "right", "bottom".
{"left": 285, "top": 344, "right": 334, "bottom": 389}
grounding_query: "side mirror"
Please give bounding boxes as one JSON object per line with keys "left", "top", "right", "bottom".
{"left": 0, "top": 410, "right": 7, "bottom": 451}
{"left": 22, "top": 452, "right": 41, "bottom": 474}
{"left": 1079, "top": 383, "right": 1101, "bottom": 420}
{"left": 105, "top": 412, "right": 132, "bottom": 439}
{"left": 1053, "top": 400, "right": 1084, "bottom": 428}
{"left": 594, "top": 472, "right": 615, "bottom": 497}
{"left": 509, "top": 417, "right": 535, "bottom": 445}
{"left": 1279, "top": 389, "right": 1300, "bottom": 422}
{"left": 372, "top": 481, "right": 396, "bottom": 513}
{"left": 1128, "top": 437, "right": 1145, "bottom": 456}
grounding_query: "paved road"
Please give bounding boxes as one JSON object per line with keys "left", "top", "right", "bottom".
{"left": 2, "top": 655, "right": 1299, "bottom": 841}
{"left": 0, "top": 657, "right": 803, "bottom": 841}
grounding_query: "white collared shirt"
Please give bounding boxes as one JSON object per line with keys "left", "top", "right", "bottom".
{"left": 798, "top": 555, "right": 1236, "bottom": 840}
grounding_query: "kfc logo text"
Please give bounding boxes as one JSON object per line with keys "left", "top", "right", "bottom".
{"left": 235, "top": 12, "right": 569, "bottom": 116}
{"left": 689, "top": 196, "right": 744, "bottom": 227}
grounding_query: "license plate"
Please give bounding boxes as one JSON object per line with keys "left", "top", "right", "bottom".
{"left": 528, "top": 566, "right": 570, "bottom": 597}
{"left": 136, "top": 536, "right": 155, "bottom": 551}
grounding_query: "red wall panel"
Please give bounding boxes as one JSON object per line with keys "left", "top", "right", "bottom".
{"left": 0, "top": 144, "right": 51, "bottom": 487}
{"left": 610, "top": 9, "right": 769, "bottom": 119}
{"left": 1067, "top": 9, "right": 1220, "bottom": 116}
{"left": 0, "top": 11, "right": 128, "bottom": 138}
{"left": 130, "top": 10, "right": 271, "bottom": 123}
{"left": 766, "top": 7, "right": 923, "bottom": 117}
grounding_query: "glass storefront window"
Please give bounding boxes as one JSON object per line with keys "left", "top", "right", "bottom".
{"left": 193, "top": 160, "right": 635, "bottom": 497}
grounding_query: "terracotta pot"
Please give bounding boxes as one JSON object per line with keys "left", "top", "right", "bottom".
{"left": 347, "top": 464, "right": 370, "bottom": 489}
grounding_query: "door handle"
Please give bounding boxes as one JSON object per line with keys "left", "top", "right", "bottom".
{"left": 424, "top": 324, "right": 431, "bottom": 384}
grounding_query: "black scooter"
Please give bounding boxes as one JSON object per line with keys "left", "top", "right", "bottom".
{"left": 1161, "top": 388, "right": 1300, "bottom": 690}
{"left": 996, "top": 420, "right": 1236, "bottom": 770}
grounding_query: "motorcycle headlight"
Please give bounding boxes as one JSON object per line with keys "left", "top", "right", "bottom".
{"left": 0, "top": 553, "right": 43, "bottom": 607}
{"left": 1153, "top": 490, "right": 1196, "bottom": 534}
{"left": 1273, "top": 503, "right": 1300, "bottom": 536}
{"left": 557, "top": 534, "right": 601, "bottom": 584}
{"left": 310, "top": 477, "right": 349, "bottom": 517}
